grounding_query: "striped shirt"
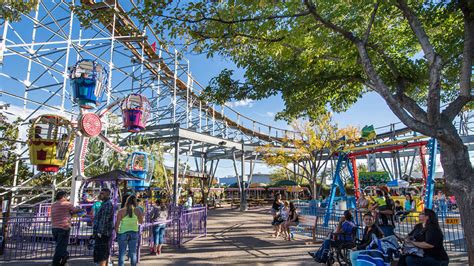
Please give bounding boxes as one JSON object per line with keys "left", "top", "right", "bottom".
{"left": 51, "top": 199, "right": 76, "bottom": 230}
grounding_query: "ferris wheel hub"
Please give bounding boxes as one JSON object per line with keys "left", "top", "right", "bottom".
{"left": 79, "top": 113, "right": 102, "bottom": 137}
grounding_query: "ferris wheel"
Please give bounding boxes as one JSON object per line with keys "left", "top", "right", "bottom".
{"left": 27, "top": 59, "right": 154, "bottom": 204}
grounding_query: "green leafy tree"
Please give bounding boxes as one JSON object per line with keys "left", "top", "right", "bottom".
{"left": 0, "top": 0, "right": 38, "bottom": 22}
{"left": 0, "top": 118, "right": 33, "bottom": 186}
{"left": 85, "top": 1, "right": 474, "bottom": 259}
{"left": 269, "top": 167, "right": 291, "bottom": 184}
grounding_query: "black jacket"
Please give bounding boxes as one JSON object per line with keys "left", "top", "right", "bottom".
{"left": 357, "top": 224, "right": 384, "bottom": 250}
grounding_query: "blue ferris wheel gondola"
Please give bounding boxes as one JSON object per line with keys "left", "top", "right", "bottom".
{"left": 70, "top": 59, "right": 108, "bottom": 109}
{"left": 125, "top": 151, "right": 155, "bottom": 191}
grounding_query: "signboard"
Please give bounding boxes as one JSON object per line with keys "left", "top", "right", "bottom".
{"left": 445, "top": 218, "right": 460, "bottom": 225}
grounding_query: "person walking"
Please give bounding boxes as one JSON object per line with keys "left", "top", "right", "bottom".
{"left": 93, "top": 188, "right": 114, "bottom": 266}
{"left": 150, "top": 198, "right": 168, "bottom": 255}
{"left": 115, "top": 194, "right": 144, "bottom": 266}
{"left": 51, "top": 191, "right": 82, "bottom": 266}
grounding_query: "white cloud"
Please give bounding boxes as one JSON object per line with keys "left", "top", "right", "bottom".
{"left": 265, "top": 111, "right": 275, "bottom": 118}
{"left": 225, "top": 99, "right": 254, "bottom": 108}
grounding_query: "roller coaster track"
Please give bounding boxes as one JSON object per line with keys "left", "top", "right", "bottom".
{"left": 81, "top": 0, "right": 298, "bottom": 144}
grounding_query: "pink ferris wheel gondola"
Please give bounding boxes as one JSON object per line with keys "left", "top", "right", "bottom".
{"left": 121, "top": 94, "right": 150, "bottom": 132}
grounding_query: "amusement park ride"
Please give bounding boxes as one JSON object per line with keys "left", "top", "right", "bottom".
{"left": 27, "top": 59, "right": 155, "bottom": 203}
{"left": 0, "top": 0, "right": 473, "bottom": 210}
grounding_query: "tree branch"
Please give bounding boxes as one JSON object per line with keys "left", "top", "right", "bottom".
{"left": 439, "top": 1, "right": 473, "bottom": 122}
{"left": 396, "top": 0, "right": 442, "bottom": 126}
{"left": 157, "top": 9, "right": 311, "bottom": 25}
{"left": 364, "top": 2, "right": 379, "bottom": 44}
{"left": 191, "top": 30, "right": 285, "bottom": 43}
{"left": 396, "top": 93, "right": 429, "bottom": 124}
{"left": 459, "top": 0, "right": 473, "bottom": 98}
{"left": 395, "top": 0, "right": 437, "bottom": 63}
{"left": 303, "top": 0, "right": 358, "bottom": 42}
{"left": 442, "top": 95, "right": 472, "bottom": 121}
{"left": 355, "top": 41, "right": 436, "bottom": 136}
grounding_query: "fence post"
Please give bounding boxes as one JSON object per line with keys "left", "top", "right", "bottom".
{"left": 137, "top": 225, "right": 142, "bottom": 263}
{"left": 204, "top": 207, "right": 207, "bottom": 236}
{"left": 0, "top": 192, "right": 12, "bottom": 256}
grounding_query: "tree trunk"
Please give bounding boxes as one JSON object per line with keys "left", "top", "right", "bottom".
{"left": 311, "top": 179, "right": 317, "bottom": 200}
{"left": 438, "top": 140, "right": 474, "bottom": 263}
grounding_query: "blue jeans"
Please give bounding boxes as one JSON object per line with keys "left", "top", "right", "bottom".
{"left": 118, "top": 231, "right": 138, "bottom": 266}
{"left": 153, "top": 224, "right": 166, "bottom": 245}
{"left": 52, "top": 228, "right": 70, "bottom": 266}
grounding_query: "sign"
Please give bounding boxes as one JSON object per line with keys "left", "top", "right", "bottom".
{"left": 445, "top": 218, "right": 460, "bottom": 225}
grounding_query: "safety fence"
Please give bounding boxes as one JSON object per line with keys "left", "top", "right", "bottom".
{"left": 292, "top": 206, "right": 467, "bottom": 253}
{"left": 1, "top": 215, "right": 93, "bottom": 261}
{"left": 0, "top": 205, "right": 207, "bottom": 261}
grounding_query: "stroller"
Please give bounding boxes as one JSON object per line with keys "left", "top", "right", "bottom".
{"left": 355, "top": 234, "right": 401, "bottom": 266}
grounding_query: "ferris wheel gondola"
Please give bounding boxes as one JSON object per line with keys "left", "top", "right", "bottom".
{"left": 125, "top": 151, "right": 155, "bottom": 191}
{"left": 70, "top": 59, "right": 107, "bottom": 109}
{"left": 27, "top": 115, "right": 74, "bottom": 172}
{"left": 121, "top": 94, "right": 150, "bottom": 132}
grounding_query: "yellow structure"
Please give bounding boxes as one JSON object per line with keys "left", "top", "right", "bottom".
{"left": 28, "top": 115, "right": 74, "bottom": 172}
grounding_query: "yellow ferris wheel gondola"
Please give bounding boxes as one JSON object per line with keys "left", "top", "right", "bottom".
{"left": 28, "top": 115, "right": 74, "bottom": 172}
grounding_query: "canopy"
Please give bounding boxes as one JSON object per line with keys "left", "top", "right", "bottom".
{"left": 387, "top": 179, "right": 410, "bottom": 188}
{"left": 88, "top": 170, "right": 143, "bottom": 182}
{"left": 272, "top": 179, "right": 298, "bottom": 187}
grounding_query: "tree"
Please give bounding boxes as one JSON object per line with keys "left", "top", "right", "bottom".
{"left": 269, "top": 167, "right": 291, "bottom": 184}
{"left": 0, "top": 118, "right": 33, "bottom": 186}
{"left": 259, "top": 113, "right": 358, "bottom": 200}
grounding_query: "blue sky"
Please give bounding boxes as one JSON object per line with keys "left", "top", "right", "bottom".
{"left": 186, "top": 53, "right": 402, "bottom": 132}
{"left": 184, "top": 53, "right": 404, "bottom": 177}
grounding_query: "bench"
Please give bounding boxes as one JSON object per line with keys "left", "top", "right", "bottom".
{"left": 290, "top": 214, "right": 320, "bottom": 243}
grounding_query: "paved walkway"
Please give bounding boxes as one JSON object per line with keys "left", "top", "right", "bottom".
{"left": 0, "top": 205, "right": 469, "bottom": 265}
{"left": 138, "top": 205, "right": 315, "bottom": 265}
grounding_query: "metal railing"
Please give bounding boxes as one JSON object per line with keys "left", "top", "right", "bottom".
{"left": 292, "top": 206, "right": 467, "bottom": 253}
{"left": 0, "top": 204, "right": 207, "bottom": 261}
{"left": 1, "top": 215, "right": 94, "bottom": 261}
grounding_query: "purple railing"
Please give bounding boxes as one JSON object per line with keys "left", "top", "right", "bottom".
{"left": 0, "top": 204, "right": 207, "bottom": 261}
{"left": 179, "top": 207, "right": 207, "bottom": 244}
{"left": 1, "top": 215, "right": 94, "bottom": 261}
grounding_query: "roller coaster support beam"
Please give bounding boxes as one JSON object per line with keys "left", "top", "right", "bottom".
{"left": 324, "top": 154, "right": 347, "bottom": 226}
{"left": 424, "top": 138, "right": 437, "bottom": 209}
{"left": 173, "top": 139, "right": 180, "bottom": 205}
{"left": 240, "top": 142, "right": 248, "bottom": 211}
{"left": 350, "top": 157, "right": 360, "bottom": 199}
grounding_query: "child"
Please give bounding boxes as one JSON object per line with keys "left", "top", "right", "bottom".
{"left": 394, "top": 200, "right": 404, "bottom": 222}
{"left": 280, "top": 201, "right": 290, "bottom": 239}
